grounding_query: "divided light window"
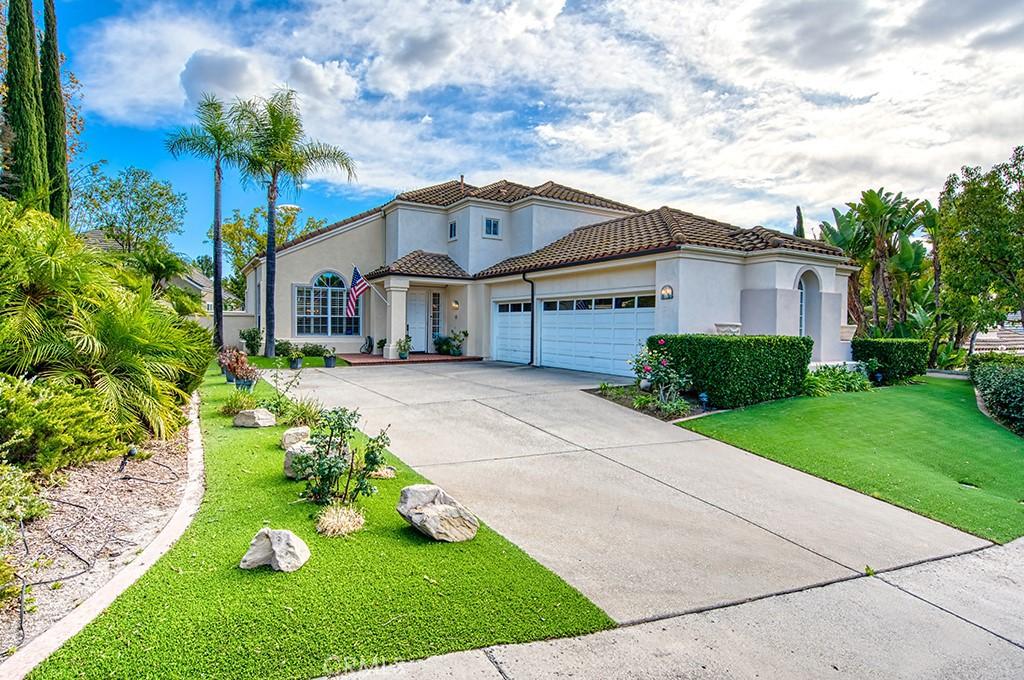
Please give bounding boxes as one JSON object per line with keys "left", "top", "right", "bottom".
{"left": 295, "top": 272, "right": 361, "bottom": 336}
{"left": 484, "top": 217, "right": 501, "bottom": 237}
{"left": 449, "top": 220, "right": 457, "bottom": 240}
{"left": 541, "top": 294, "right": 656, "bottom": 312}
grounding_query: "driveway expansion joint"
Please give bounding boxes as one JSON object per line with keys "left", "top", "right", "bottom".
{"left": 484, "top": 648, "right": 513, "bottom": 680}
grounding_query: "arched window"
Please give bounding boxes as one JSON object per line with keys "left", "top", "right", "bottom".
{"left": 295, "top": 271, "right": 361, "bottom": 336}
{"left": 798, "top": 279, "right": 806, "bottom": 337}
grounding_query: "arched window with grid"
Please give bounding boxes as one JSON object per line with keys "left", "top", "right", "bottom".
{"left": 295, "top": 272, "right": 361, "bottom": 336}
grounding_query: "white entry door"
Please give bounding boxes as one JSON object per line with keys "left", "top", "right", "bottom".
{"left": 492, "top": 301, "right": 532, "bottom": 364}
{"left": 407, "top": 291, "right": 427, "bottom": 352}
{"left": 539, "top": 294, "right": 656, "bottom": 376}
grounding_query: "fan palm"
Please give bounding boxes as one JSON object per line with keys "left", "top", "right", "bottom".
{"left": 166, "top": 93, "right": 247, "bottom": 348}
{"left": 231, "top": 89, "right": 356, "bottom": 357}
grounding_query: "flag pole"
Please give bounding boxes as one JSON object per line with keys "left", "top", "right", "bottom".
{"left": 353, "top": 263, "right": 390, "bottom": 306}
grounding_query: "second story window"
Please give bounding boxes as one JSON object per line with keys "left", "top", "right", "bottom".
{"left": 484, "top": 217, "right": 501, "bottom": 238}
{"left": 449, "top": 220, "right": 457, "bottom": 240}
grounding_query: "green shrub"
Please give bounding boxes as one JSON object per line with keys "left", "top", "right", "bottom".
{"left": 274, "top": 339, "right": 297, "bottom": 356}
{"left": 967, "top": 351, "right": 1024, "bottom": 379}
{"left": 285, "top": 395, "right": 324, "bottom": 427}
{"left": 0, "top": 463, "right": 49, "bottom": 549}
{"left": 239, "top": 327, "right": 263, "bottom": 355}
{"left": 300, "top": 343, "right": 329, "bottom": 357}
{"left": 220, "top": 390, "right": 258, "bottom": 416}
{"left": 648, "top": 334, "right": 812, "bottom": 409}
{"left": 851, "top": 338, "right": 928, "bottom": 384}
{"left": 974, "top": 363, "right": 1024, "bottom": 435}
{"left": 175, "top": 318, "right": 215, "bottom": 396}
{"left": 0, "top": 376, "right": 127, "bottom": 474}
{"left": 803, "top": 364, "right": 872, "bottom": 397}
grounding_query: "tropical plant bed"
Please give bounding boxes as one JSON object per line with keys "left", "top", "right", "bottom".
{"left": 681, "top": 377, "right": 1024, "bottom": 543}
{"left": 1, "top": 429, "right": 188, "bottom": 655}
{"left": 29, "top": 367, "right": 612, "bottom": 679}
{"left": 587, "top": 384, "right": 709, "bottom": 421}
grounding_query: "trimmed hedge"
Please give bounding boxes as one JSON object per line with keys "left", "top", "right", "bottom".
{"left": 648, "top": 334, "right": 812, "bottom": 409}
{"left": 973, "top": 363, "right": 1024, "bottom": 435}
{"left": 967, "top": 351, "right": 1024, "bottom": 379}
{"left": 851, "top": 338, "right": 928, "bottom": 384}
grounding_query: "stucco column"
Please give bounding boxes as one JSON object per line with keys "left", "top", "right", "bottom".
{"left": 383, "top": 278, "right": 409, "bottom": 359}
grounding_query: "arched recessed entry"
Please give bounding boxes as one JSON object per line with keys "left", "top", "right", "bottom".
{"left": 797, "top": 269, "right": 822, "bottom": 360}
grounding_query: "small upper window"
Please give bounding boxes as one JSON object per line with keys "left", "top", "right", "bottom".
{"left": 449, "top": 220, "right": 457, "bottom": 240}
{"left": 484, "top": 217, "right": 501, "bottom": 237}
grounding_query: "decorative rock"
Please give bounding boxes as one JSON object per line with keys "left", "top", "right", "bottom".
{"left": 284, "top": 442, "right": 315, "bottom": 479}
{"left": 281, "top": 426, "right": 310, "bottom": 449}
{"left": 239, "top": 528, "right": 310, "bottom": 572}
{"left": 396, "top": 484, "right": 479, "bottom": 542}
{"left": 368, "top": 465, "right": 397, "bottom": 480}
{"left": 233, "top": 408, "right": 276, "bottom": 428}
{"left": 639, "top": 378, "right": 653, "bottom": 392}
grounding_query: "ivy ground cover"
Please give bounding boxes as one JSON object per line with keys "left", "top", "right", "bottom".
{"left": 31, "top": 366, "right": 612, "bottom": 679}
{"left": 682, "top": 377, "right": 1024, "bottom": 543}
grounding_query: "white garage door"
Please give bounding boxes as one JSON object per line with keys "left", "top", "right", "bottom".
{"left": 492, "top": 301, "right": 532, "bottom": 364}
{"left": 539, "top": 294, "right": 656, "bottom": 376}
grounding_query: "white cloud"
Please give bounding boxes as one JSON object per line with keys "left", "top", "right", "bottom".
{"left": 74, "top": 0, "right": 1024, "bottom": 229}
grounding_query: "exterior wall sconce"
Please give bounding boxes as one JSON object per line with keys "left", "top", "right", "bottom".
{"left": 451, "top": 299, "right": 460, "bottom": 310}
{"left": 660, "top": 285, "right": 674, "bottom": 300}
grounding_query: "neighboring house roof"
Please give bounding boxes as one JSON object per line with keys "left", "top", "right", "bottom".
{"left": 80, "top": 229, "right": 121, "bottom": 252}
{"left": 183, "top": 267, "right": 212, "bottom": 291}
{"left": 396, "top": 178, "right": 643, "bottom": 213}
{"left": 973, "top": 327, "right": 1024, "bottom": 354}
{"left": 475, "top": 206, "right": 844, "bottom": 278}
{"left": 365, "top": 250, "right": 471, "bottom": 280}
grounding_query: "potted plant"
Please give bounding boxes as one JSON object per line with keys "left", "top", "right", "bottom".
{"left": 323, "top": 347, "right": 337, "bottom": 369}
{"left": 448, "top": 330, "right": 469, "bottom": 357}
{"left": 288, "top": 347, "right": 304, "bottom": 370}
{"left": 376, "top": 338, "right": 386, "bottom": 356}
{"left": 395, "top": 335, "right": 412, "bottom": 360}
{"left": 234, "top": 363, "right": 260, "bottom": 392}
{"left": 433, "top": 334, "right": 452, "bottom": 355}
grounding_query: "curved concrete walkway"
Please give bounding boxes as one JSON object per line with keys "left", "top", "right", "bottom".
{"left": 0, "top": 394, "right": 207, "bottom": 679}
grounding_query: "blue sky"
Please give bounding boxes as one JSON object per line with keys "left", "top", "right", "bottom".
{"left": 54, "top": 0, "right": 1024, "bottom": 264}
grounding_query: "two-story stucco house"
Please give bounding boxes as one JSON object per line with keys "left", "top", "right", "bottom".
{"left": 229, "top": 178, "right": 857, "bottom": 376}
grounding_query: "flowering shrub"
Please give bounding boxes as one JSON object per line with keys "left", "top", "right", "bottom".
{"left": 627, "top": 345, "right": 690, "bottom": 403}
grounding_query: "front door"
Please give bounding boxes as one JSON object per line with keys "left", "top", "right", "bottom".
{"left": 407, "top": 291, "right": 427, "bottom": 352}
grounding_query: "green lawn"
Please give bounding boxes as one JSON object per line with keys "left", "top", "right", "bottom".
{"left": 247, "top": 355, "right": 348, "bottom": 369}
{"left": 31, "top": 367, "right": 612, "bottom": 680}
{"left": 682, "top": 377, "right": 1024, "bottom": 543}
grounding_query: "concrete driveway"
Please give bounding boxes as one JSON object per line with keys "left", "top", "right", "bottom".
{"left": 287, "top": 362, "right": 989, "bottom": 624}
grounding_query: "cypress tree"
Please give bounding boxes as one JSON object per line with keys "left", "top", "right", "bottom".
{"left": 3, "top": 0, "right": 48, "bottom": 209}
{"left": 40, "top": 0, "right": 68, "bottom": 221}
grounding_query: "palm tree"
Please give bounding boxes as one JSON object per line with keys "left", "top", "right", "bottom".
{"left": 232, "top": 89, "right": 356, "bottom": 357}
{"left": 820, "top": 206, "right": 870, "bottom": 332}
{"left": 165, "top": 94, "right": 246, "bottom": 349}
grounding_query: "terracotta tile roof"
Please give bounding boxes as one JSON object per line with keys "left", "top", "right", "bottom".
{"left": 476, "top": 207, "right": 844, "bottom": 278}
{"left": 365, "top": 250, "right": 471, "bottom": 280}
{"left": 80, "top": 229, "right": 121, "bottom": 252}
{"left": 395, "top": 178, "right": 643, "bottom": 213}
{"left": 972, "top": 327, "right": 1024, "bottom": 354}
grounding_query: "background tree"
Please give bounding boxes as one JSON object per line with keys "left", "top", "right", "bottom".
{"left": 793, "top": 205, "right": 805, "bottom": 238}
{"left": 192, "top": 253, "right": 214, "bottom": 279}
{"left": 939, "top": 146, "right": 1024, "bottom": 327}
{"left": 3, "top": 0, "right": 48, "bottom": 208}
{"left": 40, "top": 0, "right": 68, "bottom": 222}
{"left": 820, "top": 206, "right": 870, "bottom": 331}
{"left": 166, "top": 93, "right": 246, "bottom": 349}
{"left": 233, "top": 89, "right": 355, "bottom": 357}
{"left": 219, "top": 204, "right": 324, "bottom": 301}
{"left": 76, "top": 166, "right": 186, "bottom": 252}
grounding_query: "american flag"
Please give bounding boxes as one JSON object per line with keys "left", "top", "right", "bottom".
{"left": 347, "top": 266, "right": 369, "bottom": 317}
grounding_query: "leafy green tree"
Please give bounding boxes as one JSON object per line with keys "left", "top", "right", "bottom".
{"left": 76, "top": 166, "right": 186, "bottom": 252}
{"left": 939, "top": 146, "right": 1024, "bottom": 327}
{"left": 166, "top": 93, "right": 246, "bottom": 348}
{"left": 3, "top": 0, "right": 48, "bottom": 208}
{"left": 793, "top": 205, "right": 805, "bottom": 238}
{"left": 232, "top": 89, "right": 355, "bottom": 356}
{"left": 192, "top": 253, "right": 214, "bottom": 278}
{"left": 40, "top": 0, "right": 69, "bottom": 222}
{"left": 218, "top": 204, "right": 324, "bottom": 300}
{"left": 125, "top": 240, "right": 189, "bottom": 294}
{"left": 820, "top": 206, "right": 871, "bottom": 331}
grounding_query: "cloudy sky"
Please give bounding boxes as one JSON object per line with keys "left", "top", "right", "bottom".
{"left": 58, "top": 0, "right": 1024, "bottom": 258}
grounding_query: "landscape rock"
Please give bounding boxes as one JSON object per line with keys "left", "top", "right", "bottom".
{"left": 284, "top": 442, "right": 315, "bottom": 479}
{"left": 233, "top": 408, "right": 276, "bottom": 428}
{"left": 368, "top": 465, "right": 397, "bottom": 479}
{"left": 281, "top": 426, "right": 310, "bottom": 449}
{"left": 396, "top": 484, "right": 479, "bottom": 542}
{"left": 239, "top": 528, "right": 310, "bottom": 572}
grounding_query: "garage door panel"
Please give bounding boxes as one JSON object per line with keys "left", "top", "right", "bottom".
{"left": 493, "top": 303, "right": 531, "bottom": 364}
{"left": 538, "top": 294, "right": 654, "bottom": 377}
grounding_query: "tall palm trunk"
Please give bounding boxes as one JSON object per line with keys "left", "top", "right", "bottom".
{"left": 263, "top": 173, "right": 279, "bottom": 357}
{"left": 212, "top": 159, "right": 224, "bottom": 348}
{"left": 870, "top": 264, "right": 881, "bottom": 328}
{"left": 847, "top": 273, "right": 865, "bottom": 332}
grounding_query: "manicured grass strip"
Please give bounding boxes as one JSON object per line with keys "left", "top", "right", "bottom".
{"left": 31, "top": 366, "right": 613, "bottom": 680}
{"left": 682, "top": 377, "right": 1024, "bottom": 544}
{"left": 247, "top": 355, "right": 348, "bottom": 369}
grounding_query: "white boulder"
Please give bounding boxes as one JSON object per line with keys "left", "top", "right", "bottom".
{"left": 284, "top": 442, "right": 316, "bottom": 479}
{"left": 233, "top": 408, "right": 276, "bottom": 428}
{"left": 396, "top": 484, "right": 479, "bottom": 542}
{"left": 281, "top": 426, "right": 310, "bottom": 449}
{"left": 239, "top": 528, "right": 310, "bottom": 572}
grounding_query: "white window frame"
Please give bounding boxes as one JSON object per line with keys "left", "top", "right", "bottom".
{"left": 448, "top": 220, "right": 458, "bottom": 241}
{"left": 294, "top": 272, "right": 362, "bottom": 337}
{"left": 798, "top": 280, "right": 806, "bottom": 337}
{"left": 483, "top": 216, "right": 501, "bottom": 239}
